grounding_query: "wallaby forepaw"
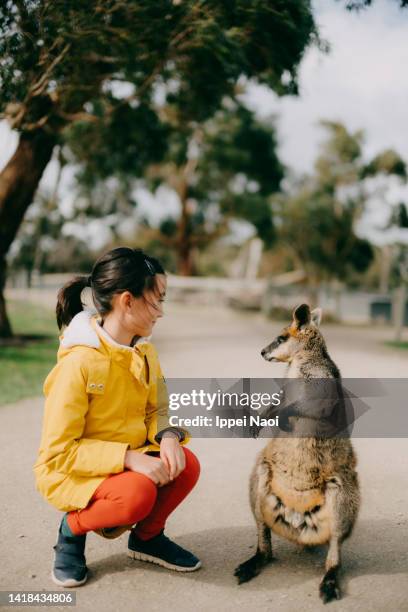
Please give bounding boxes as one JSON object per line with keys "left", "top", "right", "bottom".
{"left": 234, "top": 553, "right": 271, "bottom": 584}
{"left": 249, "top": 424, "right": 261, "bottom": 439}
{"left": 277, "top": 411, "right": 293, "bottom": 432}
{"left": 319, "top": 576, "right": 341, "bottom": 604}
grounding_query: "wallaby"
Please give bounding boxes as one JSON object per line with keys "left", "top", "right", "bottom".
{"left": 234, "top": 304, "right": 360, "bottom": 604}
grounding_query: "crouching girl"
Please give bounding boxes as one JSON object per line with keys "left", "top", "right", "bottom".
{"left": 33, "top": 247, "right": 201, "bottom": 587}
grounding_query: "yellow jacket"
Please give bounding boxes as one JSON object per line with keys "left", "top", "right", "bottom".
{"left": 33, "top": 311, "right": 186, "bottom": 512}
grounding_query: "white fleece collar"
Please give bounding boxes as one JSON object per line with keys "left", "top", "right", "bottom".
{"left": 60, "top": 310, "right": 151, "bottom": 350}
{"left": 61, "top": 311, "right": 99, "bottom": 348}
{"left": 96, "top": 319, "right": 151, "bottom": 351}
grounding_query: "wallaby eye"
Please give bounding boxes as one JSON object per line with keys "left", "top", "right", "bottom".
{"left": 277, "top": 335, "right": 285, "bottom": 344}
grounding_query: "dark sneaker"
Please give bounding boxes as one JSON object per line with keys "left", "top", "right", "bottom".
{"left": 51, "top": 523, "right": 88, "bottom": 588}
{"left": 127, "top": 530, "right": 201, "bottom": 572}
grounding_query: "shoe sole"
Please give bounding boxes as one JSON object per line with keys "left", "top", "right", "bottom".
{"left": 51, "top": 570, "right": 88, "bottom": 588}
{"left": 127, "top": 549, "right": 201, "bottom": 572}
{"left": 94, "top": 524, "right": 133, "bottom": 539}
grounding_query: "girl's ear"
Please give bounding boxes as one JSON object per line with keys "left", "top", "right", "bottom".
{"left": 118, "top": 291, "right": 133, "bottom": 311}
{"left": 311, "top": 308, "right": 322, "bottom": 327}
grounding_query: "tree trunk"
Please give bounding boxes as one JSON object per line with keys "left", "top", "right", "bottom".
{"left": 26, "top": 266, "right": 33, "bottom": 289}
{"left": 306, "top": 273, "right": 320, "bottom": 309}
{"left": 0, "top": 256, "right": 12, "bottom": 338}
{"left": 0, "top": 129, "right": 56, "bottom": 337}
{"left": 393, "top": 285, "right": 406, "bottom": 343}
{"left": 176, "top": 180, "right": 196, "bottom": 276}
{"left": 332, "top": 280, "right": 343, "bottom": 321}
{"left": 379, "top": 245, "right": 392, "bottom": 294}
{"left": 177, "top": 201, "right": 195, "bottom": 276}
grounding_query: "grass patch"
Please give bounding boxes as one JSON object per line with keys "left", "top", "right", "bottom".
{"left": 385, "top": 340, "right": 408, "bottom": 351}
{"left": 0, "top": 301, "right": 59, "bottom": 405}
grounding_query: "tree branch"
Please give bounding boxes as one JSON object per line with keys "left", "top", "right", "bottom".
{"left": 27, "top": 43, "right": 71, "bottom": 99}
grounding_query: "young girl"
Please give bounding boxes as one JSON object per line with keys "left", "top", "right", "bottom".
{"left": 33, "top": 247, "right": 201, "bottom": 587}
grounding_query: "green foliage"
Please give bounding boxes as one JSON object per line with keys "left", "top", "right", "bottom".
{"left": 138, "top": 235, "right": 178, "bottom": 274}
{"left": 189, "top": 102, "right": 284, "bottom": 248}
{"left": 68, "top": 99, "right": 284, "bottom": 274}
{"left": 0, "top": 0, "right": 319, "bottom": 140}
{"left": 8, "top": 186, "right": 104, "bottom": 275}
{"left": 8, "top": 190, "right": 65, "bottom": 277}
{"left": 221, "top": 192, "right": 276, "bottom": 246}
{"left": 0, "top": 300, "right": 58, "bottom": 405}
{"left": 314, "top": 121, "right": 364, "bottom": 190}
{"left": 388, "top": 202, "right": 408, "bottom": 229}
{"left": 197, "top": 104, "right": 284, "bottom": 197}
{"left": 276, "top": 189, "right": 373, "bottom": 282}
{"left": 159, "top": 217, "right": 178, "bottom": 239}
{"left": 362, "top": 150, "right": 407, "bottom": 180}
{"left": 385, "top": 340, "right": 408, "bottom": 351}
{"left": 275, "top": 121, "right": 407, "bottom": 285}
{"left": 54, "top": 1, "right": 316, "bottom": 194}
{"left": 315, "top": 122, "right": 407, "bottom": 187}
{"left": 67, "top": 103, "right": 171, "bottom": 184}
{"left": 0, "top": 1, "right": 320, "bottom": 279}
{"left": 342, "top": 0, "right": 408, "bottom": 10}
{"left": 42, "top": 237, "right": 97, "bottom": 273}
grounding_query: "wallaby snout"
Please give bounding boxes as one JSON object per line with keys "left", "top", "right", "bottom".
{"left": 261, "top": 345, "right": 274, "bottom": 360}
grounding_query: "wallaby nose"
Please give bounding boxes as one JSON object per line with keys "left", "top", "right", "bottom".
{"left": 261, "top": 349, "right": 266, "bottom": 356}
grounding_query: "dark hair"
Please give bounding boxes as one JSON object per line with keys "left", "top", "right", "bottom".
{"left": 56, "top": 247, "right": 165, "bottom": 330}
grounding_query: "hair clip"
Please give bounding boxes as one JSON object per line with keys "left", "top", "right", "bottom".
{"left": 144, "top": 258, "right": 156, "bottom": 275}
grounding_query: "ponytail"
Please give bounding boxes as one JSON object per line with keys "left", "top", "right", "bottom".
{"left": 55, "top": 247, "right": 165, "bottom": 330}
{"left": 56, "top": 276, "right": 90, "bottom": 330}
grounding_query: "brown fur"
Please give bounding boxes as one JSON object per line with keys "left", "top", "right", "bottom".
{"left": 235, "top": 304, "right": 360, "bottom": 604}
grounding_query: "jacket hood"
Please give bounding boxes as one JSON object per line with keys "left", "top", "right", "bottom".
{"left": 59, "top": 311, "right": 151, "bottom": 353}
{"left": 61, "top": 311, "right": 100, "bottom": 349}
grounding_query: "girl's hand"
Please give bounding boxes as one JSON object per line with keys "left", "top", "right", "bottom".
{"left": 160, "top": 433, "right": 186, "bottom": 480}
{"left": 124, "top": 450, "right": 170, "bottom": 486}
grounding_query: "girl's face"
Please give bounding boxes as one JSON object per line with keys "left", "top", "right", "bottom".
{"left": 134, "top": 273, "right": 167, "bottom": 337}
{"left": 117, "top": 273, "right": 167, "bottom": 338}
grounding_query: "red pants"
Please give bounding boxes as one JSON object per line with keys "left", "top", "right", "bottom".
{"left": 66, "top": 448, "right": 200, "bottom": 539}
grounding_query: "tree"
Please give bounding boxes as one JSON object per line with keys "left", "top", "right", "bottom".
{"left": 62, "top": 100, "right": 284, "bottom": 276}
{"left": 274, "top": 121, "right": 406, "bottom": 303}
{"left": 146, "top": 101, "right": 284, "bottom": 275}
{"left": 8, "top": 191, "right": 65, "bottom": 286}
{"left": 342, "top": 0, "right": 408, "bottom": 10}
{"left": 379, "top": 201, "right": 408, "bottom": 341}
{"left": 0, "top": 0, "right": 320, "bottom": 336}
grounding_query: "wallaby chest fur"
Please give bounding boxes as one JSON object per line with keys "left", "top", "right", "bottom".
{"left": 251, "top": 436, "right": 358, "bottom": 546}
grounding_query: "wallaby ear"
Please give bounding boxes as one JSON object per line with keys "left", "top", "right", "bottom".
{"left": 292, "top": 303, "right": 311, "bottom": 328}
{"left": 311, "top": 308, "right": 322, "bottom": 327}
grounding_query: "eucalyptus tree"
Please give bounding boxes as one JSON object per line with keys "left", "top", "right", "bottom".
{"left": 0, "top": 0, "right": 319, "bottom": 336}
{"left": 139, "top": 101, "right": 284, "bottom": 275}
{"left": 275, "top": 121, "right": 406, "bottom": 302}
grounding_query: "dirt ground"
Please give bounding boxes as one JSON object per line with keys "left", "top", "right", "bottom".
{"left": 1, "top": 303, "right": 407, "bottom": 611}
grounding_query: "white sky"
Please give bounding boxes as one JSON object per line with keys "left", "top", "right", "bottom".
{"left": 245, "top": 0, "right": 408, "bottom": 173}
{"left": 1, "top": 0, "right": 408, "bottom": 247}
